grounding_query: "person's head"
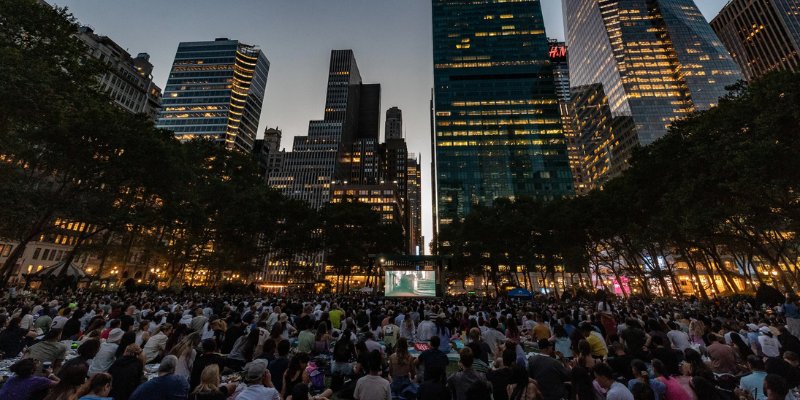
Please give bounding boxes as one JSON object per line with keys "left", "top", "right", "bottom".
{"left": 109, "top": 319, "right": 121, "bottom": 329}
{"left": 201, "top": 338, "right": 217, "bottom": 354}
{"left": 124, "top": 343, "right": 142, "bottom": 358}
{"left": 9, "top": 358, "right": 36, "bottom": 378}
{"left": 45, "top": 327, "right": 62, "bottom": 341}
{"left": 593, "top": 363, "right": 615, "bottom": 389}
{"left": 537, "top": 338, "right": 553, "bottom": 356}
{"left": 290, "top": 383, "right": 310, "bottom": 400}
{"left": 651, "top": 359, "right": 668, "bottom": 377}
{"left": 77, "top": 339, "right": 101, "bottom": 359}
{"left": 87, "top": 372, "right": 112, "bottom": 396}
{"left": 578, "top": 339, "right": 592, "bottom": 357}
{"left": 468, "top": 327, "right": 481, "bottom": 342}
{"left": 159, "top": 323, "right": 173, "bottom": 335}
{"left": 107, "top": 328, "right": 124, "bottom": 344}
{"left": 580, "top": 322, "right": 593, "bottom": 337}
{"left": 430, "top": 334, "right": 441, "bottom": 349}
{"left": 193, "top": 364, "right": 222, "bottom": 394}
{"left": 631, "top": 359, "right": 649, "bottom": 382}
{"left": 242, "top": 359, "right": 270, "bottom": 385}
{"left": 764, "top": 374, "right": 789, "bottom": 400}
{"left": 158, "top": 355, "right": 178, "bottom": 375}
{"left": 459, "top": 346, "right": 475, "bottom": 370}
{"left": 46, "top": 363, "right": 88, "bottom": 400}
{"left": 747, "top": 354, "right": 765, "bottom": 371}
{"left": 502, "top": 346, "right": 517, "bottom": 368}
{"left": 690, "top": 377, "right": 719, "bottom": 400}
{"left": 368, "top": 349, "right": 382, "bottom": 373}
{"left": 277, "top": 339, "right": 290, "bottom": 357}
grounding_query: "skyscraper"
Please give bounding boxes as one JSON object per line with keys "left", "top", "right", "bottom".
{"left": 563, "top": 0, "right": 743, "bottom": 150}
{"left": 711, "top": 0, "right": 800, "bottom": 81}
{"left": 267, "top": 50, "right": 380, "bottom": 209}
{"left": 407, "top": 155, "right": 423, "bottom": 255}
{"left": 385, "top": 106, "right": 403, "bottom": 140}
{"left": 432, "top": 0, "right": 574, "bottom": 229}
{"left": 156, "top": 38, "right": 270, "bottom": 153}
{"left": 549, "top": 40, "right": 587, "bottom": 194}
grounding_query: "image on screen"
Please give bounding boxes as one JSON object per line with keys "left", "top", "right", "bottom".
{"left": 384, "top": 270, "right": 436, "bottom": 297}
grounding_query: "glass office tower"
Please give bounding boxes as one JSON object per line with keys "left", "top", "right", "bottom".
{"left": 157, "top": 38, "right": 270, "bottom": 153}
{"left": 564, "top": 0, "right": 743, "bottom": 147}
{"left": 711, "top": 0, "right": 800, "bottom": 80}
{"left": 432, "top": 0, "right": 573, "bottom": 228}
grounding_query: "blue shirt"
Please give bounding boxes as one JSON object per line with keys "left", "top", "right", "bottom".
{"left": 740, "top": 371, "right": 767, "bottom": 400}
{"left": 785, "top": 303, "right": 800, "bottom": 319}
{"left": 129, "top": 374, "right": 189, "bottom": 400}
{"left": 628, "top": 378, "right": 667, "bottom": 400}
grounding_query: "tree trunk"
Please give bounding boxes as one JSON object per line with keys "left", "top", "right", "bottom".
{"left": 0, "top": 209, "right": 56, "bottom": 283}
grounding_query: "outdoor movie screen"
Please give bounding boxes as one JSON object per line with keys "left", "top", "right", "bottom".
{"left": 384, "top": 270, "right": 437, "bottom": 297}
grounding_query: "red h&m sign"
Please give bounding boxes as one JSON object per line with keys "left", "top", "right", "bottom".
{"left": 549, "top": 45, "right": 567, "bottom": 62}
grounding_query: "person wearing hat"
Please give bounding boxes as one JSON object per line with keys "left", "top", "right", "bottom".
{"left": 88, "top": 327, "right": 124, "bottom": 376}
{"left": 758, "top": 326, "right": 781, "bottom": 358}
{"left": 235, "top": 359, "right": 280, "bottom": 400}
{"left": 129, "top": 355, "right": 190, "bottom": 400}
{"left": 26, "top": 328, "right": 68, "bottom": 373}
{"left": 417, "top": 313, "right": 437, "bottom": 342}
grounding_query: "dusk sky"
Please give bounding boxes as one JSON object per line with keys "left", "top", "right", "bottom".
{"left": 54, "top": 0, "right": 730, "bottom": 249}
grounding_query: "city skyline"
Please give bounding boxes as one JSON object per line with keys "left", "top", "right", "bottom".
{"left": 53, "top": 0, "right": 733, "bottom": 249}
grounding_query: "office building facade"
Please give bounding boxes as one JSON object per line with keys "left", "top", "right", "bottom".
{"left": 157, "top": 38, "right": 270, "bottom": 153}
{"left": 407, "top": 155, "right": 423, "bottom": 255}
{"left": 432, "top": 0, "right": 574, "bottom": 229}
{"left": 570, "top": 84, "right": 637, "bottom": 190}
{"left": 564, "top": 0, "right": 742, "bottom": 146}
{"left": 267, "top": 50, "right": 379, "bottom": 209}
{"left": 78, "top": 26, "right": 162, "bottom": 119}
{"left": 711, "top": 0, "right": 800, "bottom": 80}
{"left": 549, "top": 40, "right": 587, "bottom": 194}
{"left": 385, "top": 106, "right": 403, "bottom": 139}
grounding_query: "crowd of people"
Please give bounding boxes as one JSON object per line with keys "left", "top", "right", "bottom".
{"left": 0, "top": 286, "right": 799, "bottom": 400}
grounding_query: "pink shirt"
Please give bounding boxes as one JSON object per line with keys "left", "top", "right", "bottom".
{"left": 658, "top": 376, "right": 694, "bottom": 400}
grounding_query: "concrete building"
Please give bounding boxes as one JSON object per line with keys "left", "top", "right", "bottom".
{"left": 77, "top": 26, "right": 162, "bottom": 119}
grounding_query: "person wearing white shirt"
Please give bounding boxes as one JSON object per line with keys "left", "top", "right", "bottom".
{"left": 143, "top": 324, "right": 172, "bottom": 363}
{"left": 758, "top": 327, "right": 781, "bottom": 358}
{"left": 667, "top": 321, "right": 691, "bottom": 351}
{"left": 88, "top": 328, "right": 123, "bottom": 376}
{"left": 417, "top": 317, "right": 437, "bottom": 341}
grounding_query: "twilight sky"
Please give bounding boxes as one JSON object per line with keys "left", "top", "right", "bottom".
{"left": 54, "top": 0, "right": 730, "bottom": 250}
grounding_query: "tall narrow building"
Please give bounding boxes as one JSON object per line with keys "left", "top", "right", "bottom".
{"left": 267, "top": 50, "right": 381, "bottom": 209}
{"left": 407, "top": 155, "right": 423, "bottom": 255}
{"left": 157, "top": 38, "right": 270, "bottom": 153}
{"left": 711, "top": 0, "right": 800, "bottom": 80}
{"left": 563, "top": 0, "right": 743, "bottom": 177}
{"left": 385, "top": 106, "right": 403, "bottom": 140}
{"left": 549, "top": 40, "right": 587, "bottom": 194}
{"left": 432, "top": 0, "right": 574, "bottom": 230}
